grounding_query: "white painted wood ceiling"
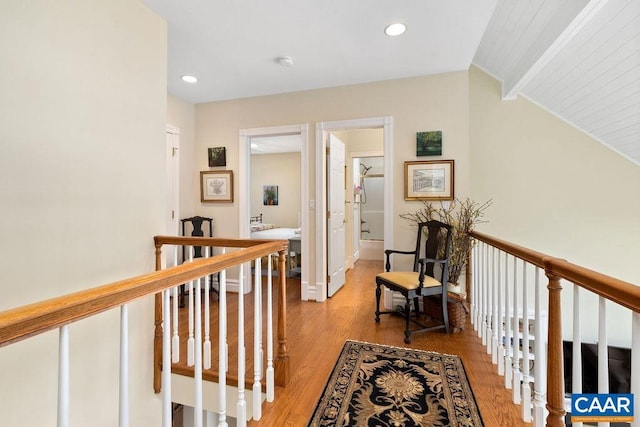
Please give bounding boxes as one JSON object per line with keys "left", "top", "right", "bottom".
{"left": 145, "top": 0, "right": 640, "bottom": 164}
{"left": 473, "top": 0, "right": 640, "bottom": 164}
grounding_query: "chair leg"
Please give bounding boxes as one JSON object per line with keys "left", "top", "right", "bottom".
{"left": 441, "top": 294, "right": 450, "bottom": 334}
{"left": 375, "top": 284, "right": 382, "bottom": 322}
{"left": 404, "top": 298, "right": 412, "bottom": 344}
{"left": 413, "top": 297, "right": 421, "bottom": 317}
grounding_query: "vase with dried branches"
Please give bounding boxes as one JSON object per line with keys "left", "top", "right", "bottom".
{"left": 400, "top": 198, "right": 492, "bottom": 288}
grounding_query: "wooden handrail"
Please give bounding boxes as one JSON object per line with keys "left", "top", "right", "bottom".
{"left": 470, "top": 231, "right": 640, "bottom": 311}
{"left": 0, "top": 239, "right": 287, "bottom": 348}
{"left": 470, "top": 230, "right": 639, "bottom": 427}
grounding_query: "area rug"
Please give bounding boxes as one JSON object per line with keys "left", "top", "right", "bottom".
{"left": 308, "top": 340, "right": 484, "bottom": 426}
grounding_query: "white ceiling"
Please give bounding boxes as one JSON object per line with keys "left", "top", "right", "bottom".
{"left": 473, "top": 0, "right": 640, "bottom": 165}
{"left": 145, "top": 0, "right": 640, "bottom": 164}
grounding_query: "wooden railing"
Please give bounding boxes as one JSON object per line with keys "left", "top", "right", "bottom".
{"left": 152, "top": 236, "right": 290, "bottom": 394}
{"left": 0, "top": 236, "right": 289, "bottom": 427}
{"left": 469, "top": 231, "right": 640, "bottom": 427}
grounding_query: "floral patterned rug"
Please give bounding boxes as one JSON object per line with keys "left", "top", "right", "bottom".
{"left": 308, "top": 340, "right": 484, "bottom": 426}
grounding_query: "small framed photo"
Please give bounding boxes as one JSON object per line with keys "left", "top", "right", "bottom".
{"left": 208, "top": 147, "right": 226, "bottom": 167}
{"left": 200, "top": 170, "right": 233, "bottom": 203}
{"left": 404, "top": 160, "right": 454, "bottom": 201}
{"left": 416, "top": 131, "right": 442, "bottom": 156}
{"left": 263, "top": 185, "right": 278, "bottom": 205}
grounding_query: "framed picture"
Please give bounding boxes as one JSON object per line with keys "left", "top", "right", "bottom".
{"left": 263, "top": 185, "right": 278, "bottom": 205}
{"left": 416, "top": 131, "right": 442, "bottom": 156}
{"left": 404, "top": 160, "right": 454, "bottom": 201}
{"left": 208, "top": 147, "right": 226, "bottom": 167}
{"left": 200, "top": 170, "right": 233, "bottom": 203}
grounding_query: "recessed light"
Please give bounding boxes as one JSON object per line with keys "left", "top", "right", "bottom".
{"left": 384, "top": 23, "right": 406, "bottom": 37}
{"left": 181, "top": 75, "right": 198, "bottom": 83}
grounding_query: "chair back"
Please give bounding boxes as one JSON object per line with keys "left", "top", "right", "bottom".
{"left": 413, "top": 220, "right": 453, "bottom": 283}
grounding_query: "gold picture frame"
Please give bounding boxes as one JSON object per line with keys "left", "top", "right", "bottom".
{"left": 404, "top": 160, "right": 454, "bottom": 201}
{"left": 200, "top": 170, "right": 234, "bottom": 203}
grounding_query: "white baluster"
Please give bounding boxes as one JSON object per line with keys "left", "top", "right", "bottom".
{"left": 266, "top": 254, "right": 275, "bottom": 402}
{"left": 204, "top": 247, "right": 211, "bottom": 370}
{"left": 521, "top": 263, "right": 531, "bottom": 422}
{"left": 172, "top": 247, "right": 179, "bottom": 363}
{"left": 187, "top": 247, "right": 195, "bottom": 367}
{"left": 58, "top": 325, "right": 69, "bottom": 427}
{"left": 497, "top": 250, "right": 505, "bottom": 375}
{"left": 504, "top": 252, "right": 513, "bottom": 389}
{"left": 573, "top": 285, "right": 583, "bottom": 427}
{"left": 217, "top": 262, "right": 228, "bottom": 427}
{"left": 491, "top": 247, "right": 499, "bottom": 362}
{"left": 512, "top": 258, "right": 521, "bottom": 404}
{"left": 237, "top": 264, "right": 247, "bottom": 427}
{"left": 481, "top": 243, "right": 488, "bottom": 343}
{"left": 253, "top": 257, "right": 263, "bottom": 420}
{"left": 631, "top": 312, "right": 640, "bottom": 427}
{"left": 162, "top": 290, "right": 172, "bottom": 427}
{"left": 119, "top": 304, "right": 129, "bottom": 427}
{"left": 597, "top": 296, "right": 609, "bottom": 427}
{"left": 532, "top": 267, "right": 547, "bottom": 427}
{"left": 194, "top": 275, "right": 203, "bottom": 427}
{"left": 471, "top": 243, "right": 478, "bottom": 330}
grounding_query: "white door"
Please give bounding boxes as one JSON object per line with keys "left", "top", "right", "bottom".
{"left": 165, "top": 126, "right": 180, "bottom": 268}
{"left": 327, "top": 133, "right": 346, "bottom": 297}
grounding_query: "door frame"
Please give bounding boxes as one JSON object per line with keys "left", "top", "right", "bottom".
{"left": 165, "top": 125, "right": 180, "bottom": 268}
{"left": 315, "top": 117, "right": 394, "bottom": 302}
{"left": 239, "top": 124, "right": 310, "bottom": 299}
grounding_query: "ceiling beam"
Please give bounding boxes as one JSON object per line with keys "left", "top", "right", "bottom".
{"left": 502, "top": 0, "right": 610, "bottom": 100}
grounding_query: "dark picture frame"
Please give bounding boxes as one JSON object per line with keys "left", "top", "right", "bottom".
{"left": 416, "top": 131, "right": 442, "bottom": 156}
{"left": 208, "top": 147, "right": 227, "bottom": 167}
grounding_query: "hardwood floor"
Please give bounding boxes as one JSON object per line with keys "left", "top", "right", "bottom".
{"left": 173, "top": 260, "right": 530, "bottom": 426}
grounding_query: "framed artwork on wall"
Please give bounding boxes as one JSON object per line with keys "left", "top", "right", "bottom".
{"left": 200, "top": 170, "right": 233, "bottom": 202}
{"left": 416, "top": 131, "right": 442, "bottom": 156}
{"left": 263, "top": 185, "right": 278, "bottom": 205}
{"left": 208, "top": 147, "right": 227, "bottom": 167}
{"left": 404, "top": 160, "right": 454, "bottom": 201}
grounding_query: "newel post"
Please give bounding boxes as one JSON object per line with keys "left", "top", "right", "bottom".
{"left": 153, "top": 241, "right": 163, "bottom": 393}
{"left": 275, "top": 249, "right": 290, "bottom": 386}
{"left": 543, "top": 257, "right": 566, "bottom": 427}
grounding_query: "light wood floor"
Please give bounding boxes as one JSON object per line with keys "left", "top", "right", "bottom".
{"left": 173, "top": 260, "right": 530, "bottom": 426}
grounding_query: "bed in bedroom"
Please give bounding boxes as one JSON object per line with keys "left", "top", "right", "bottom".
{"left": 250, "top": 214, "right": 301, "bottom": 277}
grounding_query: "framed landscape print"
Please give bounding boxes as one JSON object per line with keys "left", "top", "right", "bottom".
{"left": 416, "top": 131, "right": 442, "bottom": 156}
{"left": 200, "top": 170, "right": 233, "bottom": 202}
{"left": 404, "top": 160, "right": 454, "bottom": 201}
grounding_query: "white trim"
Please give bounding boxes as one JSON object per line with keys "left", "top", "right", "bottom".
{"left": 239, "top": 124, "right": 310, "bottom": 299}
{"left": 315, "top": 116, "right": 393, "bottom": 302}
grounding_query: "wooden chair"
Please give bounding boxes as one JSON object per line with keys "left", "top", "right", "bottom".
{"left": 375, "top": 220, "right": 453, "bottom": 343}
{"left": 180, "top": 216, "right": 218, "bottom": 307}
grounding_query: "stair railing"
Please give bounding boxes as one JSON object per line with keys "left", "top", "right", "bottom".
{"left": 0, "top": 236, "right": 288, "bottom": 427}
{"left": 469, "top": 231, "right": 639, "bottom": 427}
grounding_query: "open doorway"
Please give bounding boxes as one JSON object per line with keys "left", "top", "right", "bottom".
{"left": 352, "top": 151, "right": 384, "bottom": 261}
{"left": 238, "top": 124, "right": 311, "bottom": 299}
{"left": 315, "top": 117, "right": 394, "bottom": 302}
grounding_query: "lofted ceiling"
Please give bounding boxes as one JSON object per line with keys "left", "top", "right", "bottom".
{"left": 144, "top": 0, "right": 640, "bottom": 164}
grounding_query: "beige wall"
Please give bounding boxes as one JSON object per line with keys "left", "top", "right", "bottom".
{"left": 168, "top": 95, "right": 197, "bottom": 219}
{"left": 251, "top": 152, "right": 302, "bottom": 228}
{"left": 193, "top": 71, "right": 470, "bottom": 284}
{"left": 0, "top": 1, "right": 167, "bottom": 425}
{"left": 469, "top": 66, "right": 640, "bottom": 345}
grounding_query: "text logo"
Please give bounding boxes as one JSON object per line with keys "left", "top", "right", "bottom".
{"left": 571, "top": 394, "right": 634, "bottom": 423}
